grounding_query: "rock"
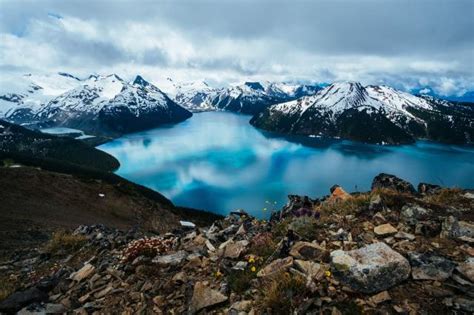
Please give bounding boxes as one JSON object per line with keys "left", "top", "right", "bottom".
{"left": 400, "top": 204, "right": 432, "bottom": 225}
{"left": 45, "top": 303, "right": 68, "bottom": 313}
{"left": 179, "top": 220, "right": 196, "bottom": 229}
{"left": 374, "top": 223, "right": 398, "bottom": 236}
{"left": 394, "top": 231, "right": 415, "bottom": 241}
{"left": 415, "top": 220, "right": 441, "bottom": 237}
{"left": 444, "top": 297, "right": 474, "bottom": 313}
{"left": 369, "top": 194, "right": 383, "bottom": 212}
{"left": 257, "top": 257, "right": 294, "bottom": 277}
{"left": 94, "top": 285, "right": 114, "bottom": 298}
{"left": 417, "top": 183, "right": 442, "bottom": 195}
{"left": 232, "top": 261, "right": 248, "bottom": 271}
{"left": 328, "top": 185, "right": 351, "bottom": 202}
{"left": 205, "top": 239, "right": 216, "bottom": 252}
{"left": 229, "top": 300, "right": 252, "bottom": 312}
{"left": 330, "top": 242, "right": 410, "bottom": 294}
{"left": 371, "top": 173, "right": 416, "bottom": 194}
{"left": 190, "top": 281, "right": 228, "bottom": 313}
{"left": 153, "top": 250, "right": 187, "bottom": 266}
{"left": 370, "top": 291, "right": 391, "bottom": 304}
{"left": 294, "top": 260, "right": 325, "bottom": 280}
{"left": 222, "top": 240, "right": 249, "bottom": 259}
{"left": 441, "top": 216, "right": 474, "bottom": 239}
{"left": 289, "top": 242, "right": 326, "bottom": 261}
{"left": 456, "top": 258, "right": 474, "bottom": 282}
{"left": 70, "top": 263, "right": 95, "bottom": 282}
{"left": 172, "top": 271, "right": 187, "bottom": 283}
{"left": 408, "top": 253, "right": 456, "bottom": 281}
{"left": 0, "top": 287, "right": 48, "bottom": 313}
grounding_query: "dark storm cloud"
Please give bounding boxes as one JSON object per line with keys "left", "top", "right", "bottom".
{"left": 0, "top": 0, "right": 473, "bottom": 95}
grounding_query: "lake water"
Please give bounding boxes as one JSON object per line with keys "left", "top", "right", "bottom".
{"left": 99, "top": 112, "right": 474, "bottom": 218}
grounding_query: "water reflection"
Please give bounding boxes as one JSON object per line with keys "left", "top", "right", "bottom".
{"left": 99, "top": 112, "right": 474, "bottom": 217}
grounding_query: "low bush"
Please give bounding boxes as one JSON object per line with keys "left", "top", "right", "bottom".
{"left": 288, "top": 216, "right": 320, "bottom": 240}
{"left": 228, "top": 268, "right": 256, "bottom": 294}
{"left": 46, "top": 230, "right": 87, "bottom": 255}
{"left": 257, "top": 272, "right": 309, "bottom": 314}
{"left": 248, "top": 232, "right": 278, "bottom": 260}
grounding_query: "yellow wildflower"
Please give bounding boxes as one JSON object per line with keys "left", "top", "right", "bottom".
{"left": 251, "top": 266, "right": 256, "bottom": 272}
{"left": 248, "top": 256, "right": 255, "bottom": 263}
{"left": 325, "top": 270, "right": 332, "bottom": 277}
{"left": 215, "top": 270, "right": 223, "bottom": 277}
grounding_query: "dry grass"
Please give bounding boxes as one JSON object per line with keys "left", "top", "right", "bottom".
{"left": 45, "top": 230, "right": 87, "bottom": 255}
{"left": 316, "top": 193, "right": 371, "bottom": 217}
{"left": 0, "top": 274, "right": 19, "bottom": 301}
{"left": 228, "top": 268, "right": 256, "bottom": 294}
{"left": 424, "top": 188, "right": 471, "bottom": 209}
{"left": 257, "top": 272, "right": 308, "bottom": 314}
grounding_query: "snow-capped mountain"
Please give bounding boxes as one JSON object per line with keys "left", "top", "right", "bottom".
{"left": 173, "top": 81, "right": 322, "bottom": 114}
{"left": 250, "top": 82, "right": 474, "bottom": 144}
{"left": 32, "top": 74, "right": 192, "bottom": 136}
{"left": 0, "top": 73, "right": 82, "bottom": 122}
{"left": 173, "top": 80, "right": 219, "bottom": 112}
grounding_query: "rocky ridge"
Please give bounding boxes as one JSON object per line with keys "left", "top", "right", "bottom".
{"left": 1, "top": 174, "right": 473, "bottom": 314}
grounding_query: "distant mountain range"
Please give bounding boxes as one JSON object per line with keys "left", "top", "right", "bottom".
{"left": 250, "top": 82, "right": 474, "bottom": 145}
{"left": 172, "top": 80, "right": 322, "bottom": 114}
{"left": 0, "top": 73, "right": 472, "bottom": 145}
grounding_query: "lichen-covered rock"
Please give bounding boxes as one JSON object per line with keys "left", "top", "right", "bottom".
{"left": 441, "top": 216, "right": 474, "bottom": 239}
{"left": 409, "top": 253, "right": 456, "bottom": 281}
{"left": 330, "top": 242, "right": 410, "bottom": 293}
{"left": 371, "top": 173, "right": 416, "bottom": 194}
{"left": 400, "top": 204, "right": 432, "bottom": 225}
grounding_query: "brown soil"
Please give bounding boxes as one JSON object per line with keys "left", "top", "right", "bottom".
{"left": 0, "top": 166, "right": 218, "bottom": 257}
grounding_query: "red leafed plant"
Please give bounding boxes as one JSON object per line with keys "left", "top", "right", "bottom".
{"left": 121, "top": 237, "right": 174, "bottom": 263}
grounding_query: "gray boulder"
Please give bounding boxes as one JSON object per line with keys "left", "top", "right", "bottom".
{"left": 330, "top": 242, "right": 410, "bottom": 294}
{"left": 408, "top": 252, "right": 456, "bottom": 281}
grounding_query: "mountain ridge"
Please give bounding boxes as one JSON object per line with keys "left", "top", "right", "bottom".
{"left": 250, "top": 81, "right": 474, "bottom": 145}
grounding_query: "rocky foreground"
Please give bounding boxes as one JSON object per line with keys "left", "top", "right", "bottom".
{"left": 1, "top": 174, "right": 473, "bottom": 314}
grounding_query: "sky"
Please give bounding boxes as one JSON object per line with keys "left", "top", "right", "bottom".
{"left": 0, "top": 0, "right": 473, "bottom": 97}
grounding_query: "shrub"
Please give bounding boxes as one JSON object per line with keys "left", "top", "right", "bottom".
{"left": 288, "top": 216, "right": 320, "bottom": 240}
{"left": 121, "top": 237, "right": 174, "bottom": 263}
{"left": 228, "top": 269, "right": 256, "bottom": 294}
{"left": 0, "top": 277, "right": 18, "bottom": 301}
{"left": 257, "top": 272, "right": 309, "bottom": 314}
{"left": 248, "top": 232, "right": 278, "bottom": 260}
{"left": 316, "top": 193, "right": 371, "bottom": 216}
{"left": 46, "top": 230, "right": 87, "bottom": 255}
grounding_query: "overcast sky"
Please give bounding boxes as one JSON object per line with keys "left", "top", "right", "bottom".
{"left": 0, "top": 0, "right": 473, "bottom": 96}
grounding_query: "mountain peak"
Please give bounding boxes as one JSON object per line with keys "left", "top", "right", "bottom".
{"left": 57, "top": 72, "right": 80, "bottom": 81}
{"left": 244, "top": 82, "right": 264, "bottom": 91}
{"left": 133, "top": 75, "right": 150, "bottom": 87}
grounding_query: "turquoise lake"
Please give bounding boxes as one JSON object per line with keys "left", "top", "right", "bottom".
{"left": 99, "top": 112, "right": 474, "bottom": 218}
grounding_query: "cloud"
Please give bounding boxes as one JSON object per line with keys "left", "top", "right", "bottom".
{"left": 0, "top": 0, "right": 473, "bottom": 96}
